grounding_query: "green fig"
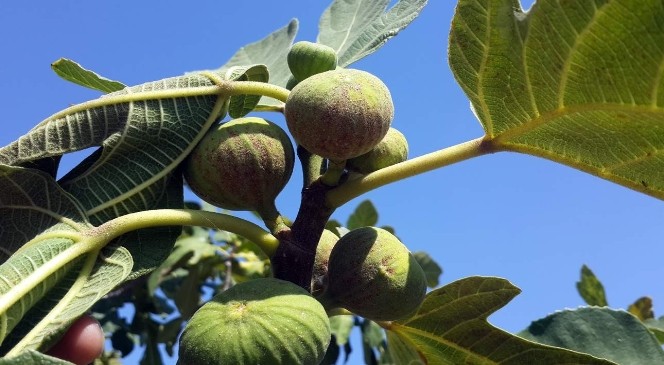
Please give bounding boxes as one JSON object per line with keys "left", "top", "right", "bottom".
{"left": 347, "top": 127, "right": 408, "bottom": 174}
{"left": 285, "top": 69, "right": 394, "bottom": 161}
{"left": 287, "top": 41, "right": 338, "bottom": 82}
{"left": 183, "top": 117, "right": 294, "bottom": 216}
{"left": 311, "top": 229, "right": 340, "bottom": 296}
{"left": 179, "top": 278, "right": 331, "bottom": 365}
{"left": 324, "top": 227, "right": 426, "bottom": 321}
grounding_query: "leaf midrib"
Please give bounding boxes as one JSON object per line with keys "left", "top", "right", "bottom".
{"left": 392, "top": 323, "right": 497, "bottom": 364}
{"left": 334, "top": 0, "right": 365, "bottom": 54}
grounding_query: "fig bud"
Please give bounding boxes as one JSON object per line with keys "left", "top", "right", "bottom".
{"left": 285, "top": 69, "right": 394, "bottom": 161}
{"left": 184, "top": 117, "right": 294, "bottom": 215}
{"left": 179, "top": 278, "right": 331, "bottom": 365}
{"left": 347, "top": 127, "right": 408, "bottom": 174}
{"left": 287, "top": 41, "right": 338, "bottom": 82}
{"left": 325, "top": 227, "right": 426, "bottom": 321}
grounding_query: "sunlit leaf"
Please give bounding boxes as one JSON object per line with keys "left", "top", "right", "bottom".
{"left": 576, "top": 265, "right": 608, "bottom": 307}
{"left": 0, "top": 166, "right": 132, "bottom": 355}
{"left": 412, "top": 251, "right": 442, "bottom": 288}
{"left": 449, "top": 0, "right": 664, "bottom": 199}
{"left": 388, "top": 277, "right": 616, "bottom": 364}
{"left": 318, "top": 0, "right": 428, "bottom": 67}
{"left": 346, "top": 199, "right": 378, "bottom": 229}
{"left": 520, "top": 307, "right": 664, "bottom": 364}
{"left": 51, "top": 58, "right": 126, "bottom": 93}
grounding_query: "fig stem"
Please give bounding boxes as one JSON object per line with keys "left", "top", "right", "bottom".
{"left": 298, "top": 146, "right": 326, "bottom": 188}
{"left": 90, "top": 208, "right": 280, "bottom": 257}
{"left": 326, "top": 136, "right": 495, "bottom": 208}
{"left": 226, "top": 80, "right": 290, "bottom": 103}
{"left": 253, "top": 104, "right": 285, "bottom": 113}
{"left": 320, "top": 159, "right": 346, "bottom": 187}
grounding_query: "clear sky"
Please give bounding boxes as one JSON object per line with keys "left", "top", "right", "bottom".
{"left": 2, "top": 1, "right": 663, "bottom": 364}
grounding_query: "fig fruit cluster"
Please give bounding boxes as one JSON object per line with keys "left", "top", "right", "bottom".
{"left": 179, "top": 278, "right": 331, "bottom": 365}
{"left": 184, "top": 117, "right": 294, "bottom": 217}
{"left": 316, "top": 227, "right": 427, "bottom": 322}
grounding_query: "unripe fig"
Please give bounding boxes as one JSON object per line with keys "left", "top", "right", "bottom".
{"left": 347, "top": 127, "right": 408, "bottom": 174}
{"left": 287, "top": 41, "right": 338, "bottom": 82}
{"left": 324, "top": 227, "right": 426, "bottom": 321}
{"left": 286, "top": 75, "right": 299, "bottom": 90}
{"left": 179, "top": 278, "right": 331, "bottom": 365}
{"left": 311, "top": 229, "right": 339, "bottom": 296}
{"left": 285, "top": 69, "right": 394, "bottom": 161}
{"left": 184, "top": 117, "right": 294, "bottom": 215}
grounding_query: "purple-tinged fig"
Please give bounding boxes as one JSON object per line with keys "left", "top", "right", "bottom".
{"left": 285, "top": 69, "right": 394, "bottom": 161}
{"left": 287, "top": 41, "right": 338, "bottom": 82}
{"left": 323, "top": 227, "right": 426, "bottom": 321}
{"left": 347, "top": 127, "right": 408, "bottom": 174}
{"left": 183, "top": 117, "right": 294, "bottom": 217}
{"left": 179, "top": 278, "right": 331, "bottom": 365}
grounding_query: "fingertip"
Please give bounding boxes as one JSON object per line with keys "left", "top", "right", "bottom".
{"left": 47, "top": 315, "right": 105, "bottom": 365}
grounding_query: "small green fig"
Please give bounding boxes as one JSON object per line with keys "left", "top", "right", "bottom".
{"left": 179, "top": 278, "right": 331, "bottom": 365}
{"left": 285, "top": 69, "right": 394, "bottom": 161}
{"left": 324, "top": 227, "right": 426, "bottom": 321}
{"left": 287, "top": 41, "right": 338, "bottom": 82}
{"left": 347, "top": 127, "right": 408, "bottom": 174}
{"left": 183, "top": 117, "right": 294, "bottom": 215}
{"left": 311, "top": 229, "right": 340, "bottom": 296}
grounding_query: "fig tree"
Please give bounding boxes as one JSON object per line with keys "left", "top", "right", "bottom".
{"left": 178, "top": 278, "right": 331, "bottom": 365}
{"left": 285, "top": 69, "right": 394, "bottom": 161}
{"left": 183, "top": 117, "right": 294, "bottom": 217}
{"left": 347, "top": 127, "right": 408, "bottom": 174}
{"left": 323, "top": 227, "right": 426, "bottom": 321}
{"left": 287, "top": 41, "right": 338, "bottom": 81}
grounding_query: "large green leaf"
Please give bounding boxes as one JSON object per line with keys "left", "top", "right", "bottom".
{"left": 215, "top": 20, "right": 298, "bottom": 107}
{"left": 318, "top": 0, "right": 428, "bottom": 67}
{"left": 520, "top": 307, "right": 664, "bottom": 365}
{"left": 51, "top": 58, "right": 126, "bottom": 93}
{"left": 387, "top": 277, "right": 616, "bottom": 364}
{"left": 449, "top": 0, "right": 664, "bottom": 199}
{"left": 0, "top": 166, "right": 132, "bottom": 355}
{"left": 0, "top": 65, "right": 267, "bottom": 279}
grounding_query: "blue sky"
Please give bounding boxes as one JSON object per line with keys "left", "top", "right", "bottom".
{"left": 2, "top": 1, "right": 663, "bottom": 363}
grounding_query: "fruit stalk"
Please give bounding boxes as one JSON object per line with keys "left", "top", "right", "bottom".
{"left": 326, "top": 136, "right": 495, "bottom": 208}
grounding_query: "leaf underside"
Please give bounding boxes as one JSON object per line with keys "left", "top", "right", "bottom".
{"left": 449, "top": 0, "right": 664, "bottom": 200}
{"left": 318, "top": 0, "right": 428, "bottom": 67}
{"left": 388, "top": 276, "right": 616, "bottom": 364}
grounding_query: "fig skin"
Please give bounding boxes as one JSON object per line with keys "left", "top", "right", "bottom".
{"left": 324, "top": 227, "right": 426, "bottom": 321}
{"left": 183, "top": 117, "right": 294, "bottom": 214}
{"left": 178, "top": 278, "right": 331, "bottom": 365}
{"left": 287, "top": 41, "right": 338, "bottom": 82}
{"left": 347, "top": 127, "right": 408, "bottom": 174}
{"left": 311, "top": 229, "right": 340, "bottom": 296}
{"left": 285, "top": 69, "right": 394, "bottom": 162}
